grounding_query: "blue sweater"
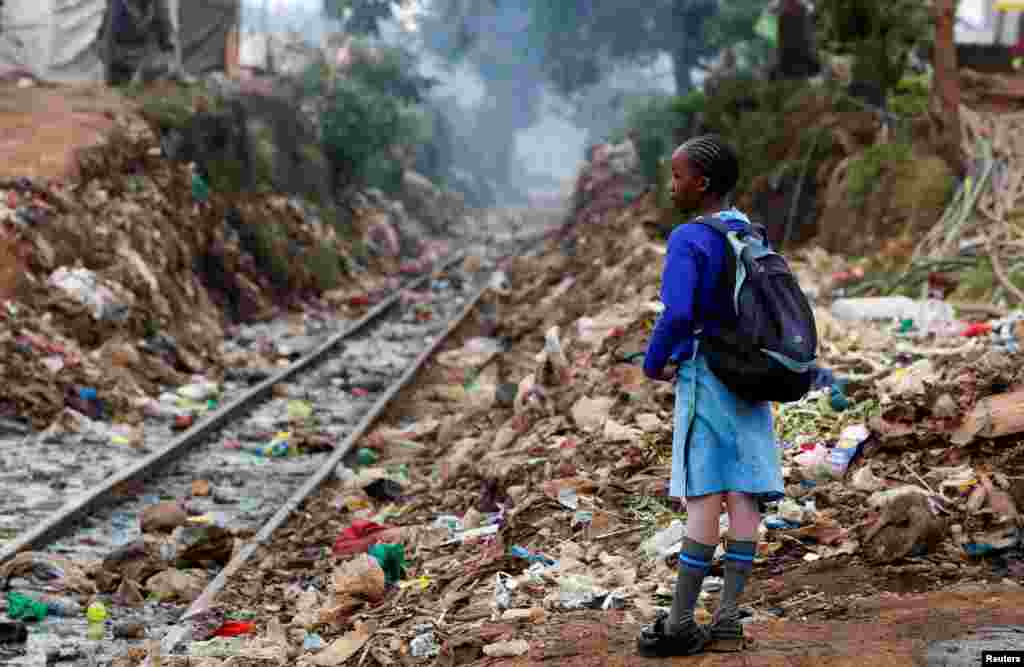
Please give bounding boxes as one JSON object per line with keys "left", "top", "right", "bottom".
{"left": 643, "top": 209, "right": 753, "bottom": 378}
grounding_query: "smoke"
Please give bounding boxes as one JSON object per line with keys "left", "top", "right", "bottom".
{"left": 238, "top": 0, "right": 672, "bottom": 207}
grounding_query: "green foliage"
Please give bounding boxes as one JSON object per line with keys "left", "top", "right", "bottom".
{"left": 306, "top": 243, "right": 345, "bottom": 292}
{"left": 699, "top": 78, "right": 826, "bottom": 194}
{"left": 323, "top": 0, "right": 400, "bottom": 36}
{"left": 620, "top": 93, "right": 706, "bottom": 187}
{"left": 310, "top": 42, "right": 432, "bottom": 194}
{"left": 888, "top": 73, "right": 932, "bottom": 117}
{"left": 704, "top": 0, "right": 774, "bottom": 59}
{"left": 248, "top": 222, "right": 292, "bottom": 290}
{"left": 344, "top": 43, "right": 437, "bottom": 104}
{"left": 846, "top": 141, "right": 913, "bottom": 209}
{"left": 817, "top": 0, "right": 931, "bottom": 96}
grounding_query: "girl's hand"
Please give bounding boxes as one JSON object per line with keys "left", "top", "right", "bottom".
{"left": 648, "top": 366, "right": 677, "bottom": 382}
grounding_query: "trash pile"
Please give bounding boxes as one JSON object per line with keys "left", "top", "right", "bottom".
{"left": 567, "top": 137, "right": 646, "bottom": 232}
{"left": 115, "top": 170, "right": 1019, "bottom": 666}
{"left": 0, "top": 114, "right": 458, "bottom": 430}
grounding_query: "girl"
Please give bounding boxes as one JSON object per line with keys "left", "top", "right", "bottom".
{"left": 637, "top": 135, "right": 784, "bottom": 657}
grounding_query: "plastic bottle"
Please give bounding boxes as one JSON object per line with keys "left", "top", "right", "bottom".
{"left": 830, "top": 296, "right": 917, "bottom": 322}
{"left": 37, "top": 593, "right": 82, "bottom": 617}
{"left": 915, "top": 299, "right": 958, "bottom": 336}
{"left": 86, "top": 601, "right": 107, "bottom": 640}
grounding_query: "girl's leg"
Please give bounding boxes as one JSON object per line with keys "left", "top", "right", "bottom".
{"left": 639, "top": 493, "right": 722, "bottom": 656}
{"left": 668, "top": 493, "right": 722, "bottom": 631}
{"left": 711, "top": 491, "right": 761, "bottom": 650}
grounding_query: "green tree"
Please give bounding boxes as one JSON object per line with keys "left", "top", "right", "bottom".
{"left": 307, "top": 40, "right": 435, "bottom": 195}
{"left": 816, "top": 0, "right": 931, "bottom": 100}
{"left": 418, "top": 0, "right": 546, "bottom": 197}
{"left": 323, "top": 0, "right": 404, "bottom": 36}
{"left": 527, "top": 0, "right": 722, "bottom": 95}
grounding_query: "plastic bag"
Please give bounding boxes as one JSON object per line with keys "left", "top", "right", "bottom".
{"left": 367, "top": 543, "right": 405, "bottom": 584}
{"left": 6, "top": 592, "right": 47, "bottom": 622}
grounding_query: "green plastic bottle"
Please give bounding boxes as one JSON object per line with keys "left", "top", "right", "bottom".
{"left": 86, "top": 601, "right": 107, "bottom": 640}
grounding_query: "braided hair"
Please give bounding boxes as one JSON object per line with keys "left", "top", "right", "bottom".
{"left": 676, "top": 134, "right": 740, "bottom": 199}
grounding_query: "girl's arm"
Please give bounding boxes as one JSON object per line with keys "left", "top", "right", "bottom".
{"left": 643, "top": 231, "right": 702, "bottom": 379}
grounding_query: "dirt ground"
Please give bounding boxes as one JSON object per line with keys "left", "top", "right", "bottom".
{"left": 0, "top": 81, "right": 130, "bottom": 181}
{"left": 471, "top": 586, "right": 1024, "bottom": 666}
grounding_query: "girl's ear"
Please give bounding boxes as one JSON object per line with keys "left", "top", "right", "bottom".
{"left": 698, "top": 176, "right": 710, "bottom": 192}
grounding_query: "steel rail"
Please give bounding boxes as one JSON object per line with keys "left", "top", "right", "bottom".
{"left": 0, "top": 251, "right": 465, "bottom": 565}
{"left": 150, "top": 264, "right": 495, "bottom": 662}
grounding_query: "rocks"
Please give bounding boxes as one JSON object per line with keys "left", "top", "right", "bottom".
{"left": 146, "top": 568, "right": 210, "bottom": 602}
{"left": 101, "top": 539, "right": 169, "bottom": 590}
{"left": 140, "top": 501, "right": 188, "bottom": 534}
{"left": 482, "top": 639, "right": 530, "bottom": 657}
{"left": 113, "top": 621, "right": 147, "bottom": 639}
{"left": 172, "top": 523, "right": 235, "bottom": 566}
{"left": 113, "top": 579, "right": 147, "bottom": 608}
{"left": 399, "top": 170, "right": 461, "bottom": 236}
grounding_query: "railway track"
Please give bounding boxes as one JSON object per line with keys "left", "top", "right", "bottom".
{"left": 0, "top": 219, "right": 557, "bottom": 666}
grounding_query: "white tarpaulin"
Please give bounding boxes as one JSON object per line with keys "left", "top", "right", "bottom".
{"left": 0, "top": 0, "right": 238, "bottom": 83}
{"left": 0, "top": 0, "right": 105, "bottom": 82}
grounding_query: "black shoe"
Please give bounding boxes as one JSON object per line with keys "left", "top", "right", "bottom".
{"left": 636, "top": 611, "right": 709, "bottom": 658}
{"left": 0, "top": 621, "right": 28, "bottom": 644}
{"left": 708, "top": 611, "right": 746, "bottom": 652}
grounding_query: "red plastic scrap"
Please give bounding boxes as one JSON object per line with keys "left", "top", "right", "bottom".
{"left": 214, "top": 621, "right": 255, "bottom": 637}
{"left": 962, "top": 322, "right": 993, "bottom": 337}
{"left": 332, "top": 520, "right": 397, "bottom": 556}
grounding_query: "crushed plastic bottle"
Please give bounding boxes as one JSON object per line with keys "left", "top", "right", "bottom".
{"left": 829, "top": 424, "right": 870, "bottom": 477}
{"left": 356, "top": 448, "right": 379, "bottom": 466}
{"left": 641, "top": 520, "right": 686, "bottom": 559}
{"left": 793, "top": 442, "right": 832, "bottom": 479}
{"left": 177, "top": 381, "right": 219, "bottom": 402}
{"left": 286, "top": 400, "right": 313, "bottom": 421}
{"left": 557, "top": 574, "right": 603, "bottom": 609}
{"left": 410, "top": 628, "right": 441, "bottom": 657}
{"left": 493, "top": 573, "right": 513, "bottom": 611}
{"left": 246, "top": 432, "right": 296, "bottom": 458}
{"left": 36, "top": 593, "right": 82, "bottom": 617}
{"left": 777, "top": 498, "right": 806, "bottom": 525}
{"left": 302, "top": 632, "right": 324, "bottom": 652}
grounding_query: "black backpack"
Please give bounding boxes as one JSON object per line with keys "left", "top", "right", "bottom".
{"left": 694, "top": 217, "right": 818, "bottom": 403}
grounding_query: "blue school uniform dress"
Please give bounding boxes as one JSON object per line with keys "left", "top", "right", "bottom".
{"left": 644, "top": 209, "right": 784, "bottom": 503}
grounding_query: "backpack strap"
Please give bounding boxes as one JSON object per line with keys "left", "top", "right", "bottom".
{"left": 692, "top": 215, "right": 763, "bottom": 241}
{"left": 692, "top": 216, "right": 731, "bottom": 237}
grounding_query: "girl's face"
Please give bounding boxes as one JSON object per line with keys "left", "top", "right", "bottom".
{"left": 670, "top": 153, "right": 709, "bottom": 212}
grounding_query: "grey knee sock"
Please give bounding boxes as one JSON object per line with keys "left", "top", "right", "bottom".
{"left": 668, "top": 537, "right": 717, "bottom": 633}
{"left": 719, "top": 539, "right": 757, "bottom": 620}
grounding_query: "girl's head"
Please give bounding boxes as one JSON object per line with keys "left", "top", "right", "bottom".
{"left": 670, "top": 134, "right": 740, "bottom": 212}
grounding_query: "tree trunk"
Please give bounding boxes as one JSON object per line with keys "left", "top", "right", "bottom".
{"left": 776, "top": 0, "right": 819, "bottom": 79}
{"left": 932, "top": 0, "right": 962, "bottom": 175}
{"left": 671, "top": 46, "right": 694, "bottom": 94}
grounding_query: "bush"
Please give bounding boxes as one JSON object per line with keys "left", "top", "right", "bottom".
{"left": 246, "top": 221, "right": 292, "bottom": 290}
{"left": 846, "top": 141, "right": 913, "bottom": 209}
{"left": 315, "top": 43, "right": 433, "bottom": 194}
{"left": 306, "top": 243, "right": 345, "bottom": 292}
{"left": 621, "top": 91, "right": 707, "bottom": 187}
{"left": 888, "top": 74, "right": 931, "bottom": 117}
